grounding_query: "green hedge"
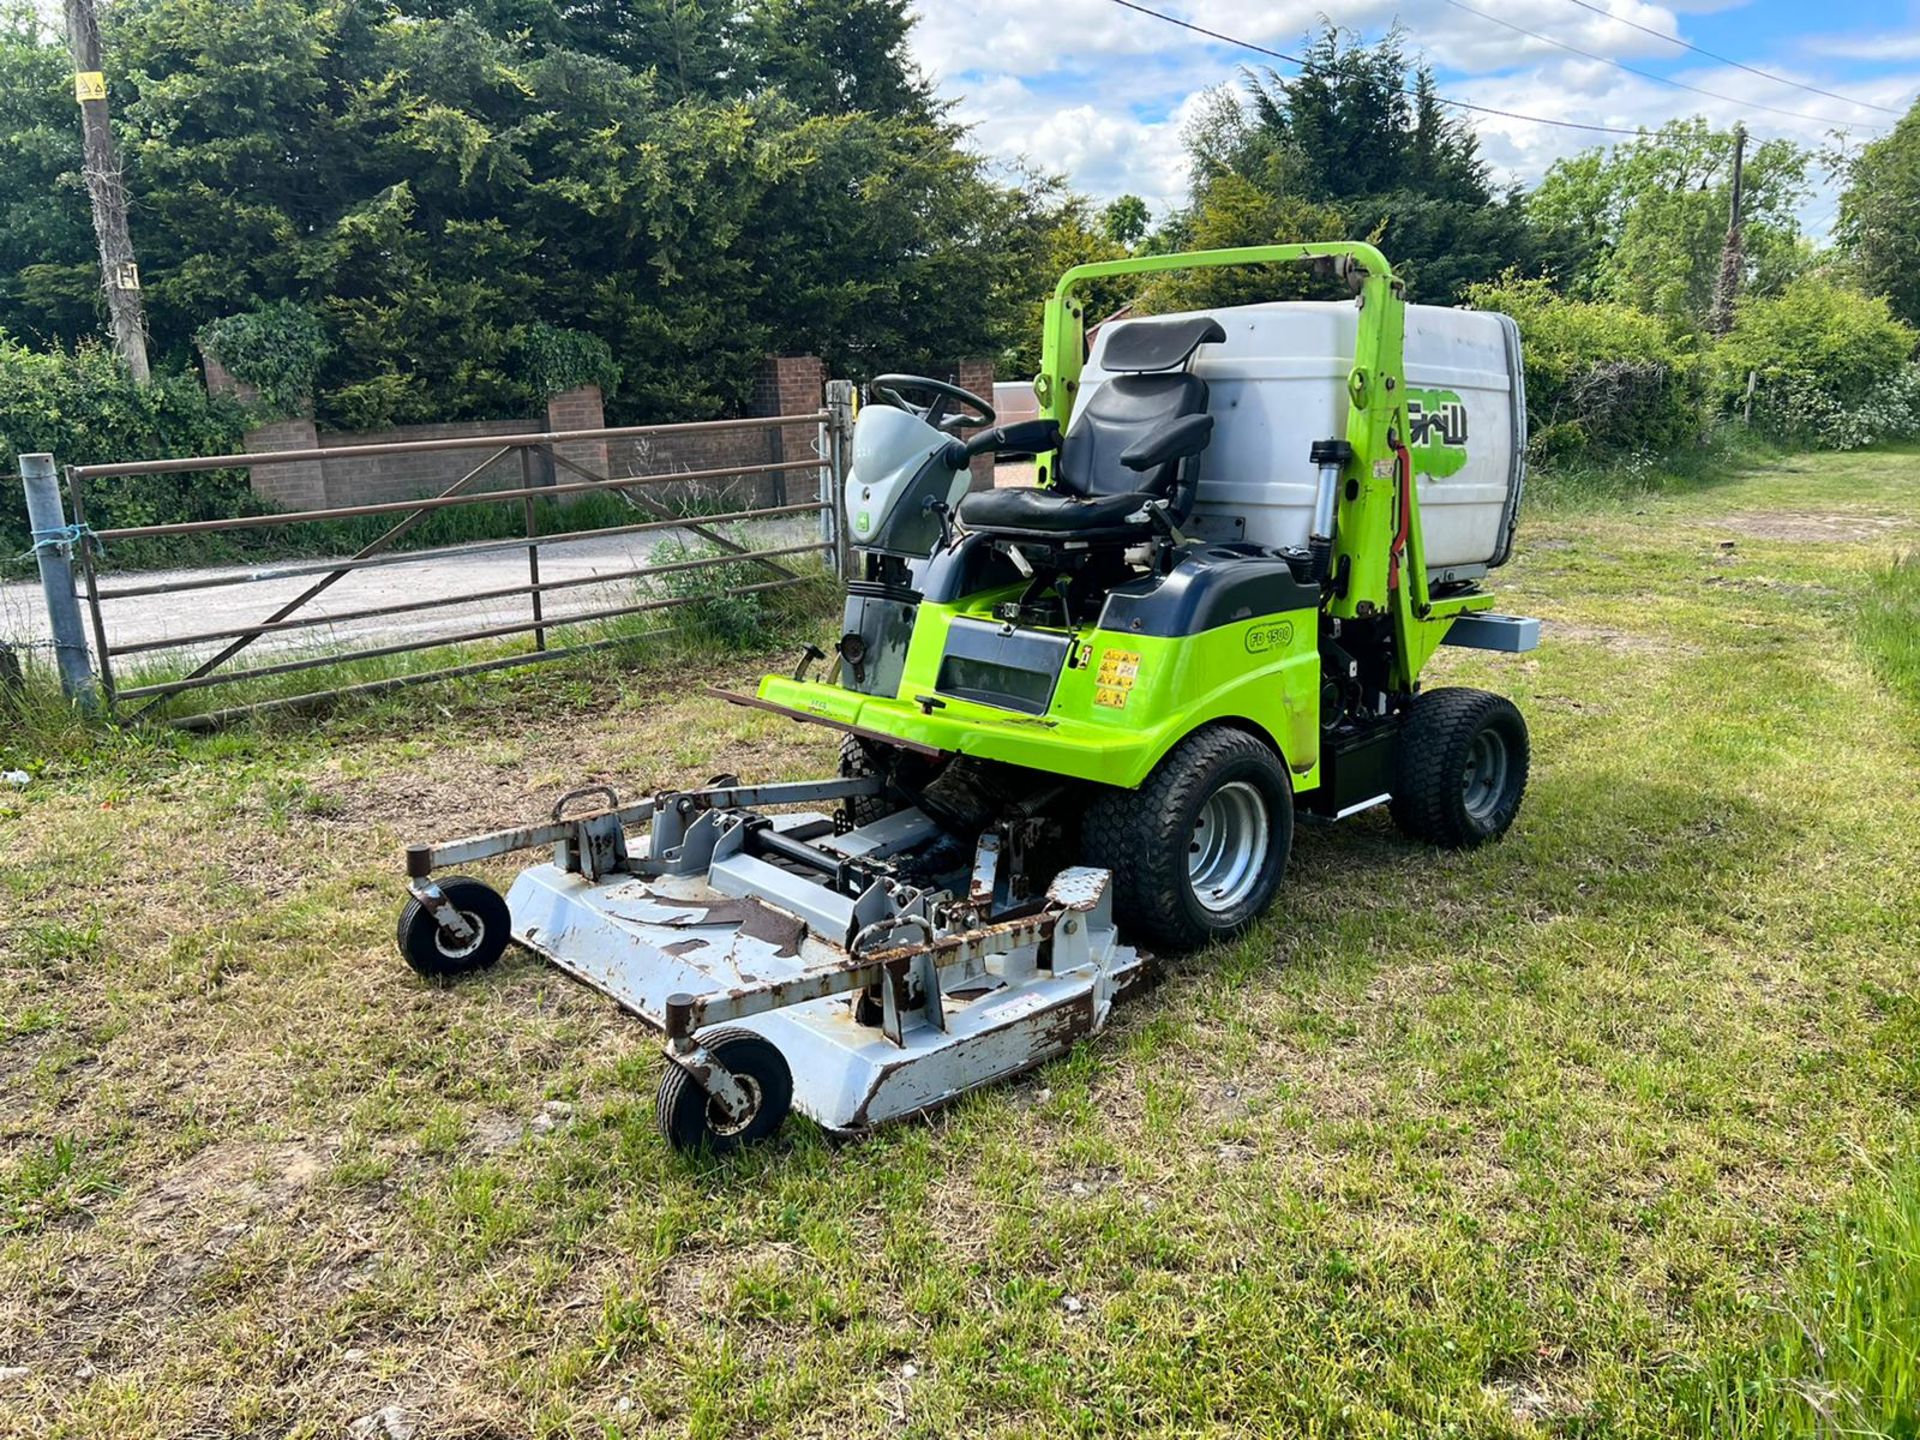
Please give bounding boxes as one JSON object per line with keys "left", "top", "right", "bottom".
{"left": 197, "top": 301, "right": 331, "bottom": 417}
{"left": 1464, "top": 274, "right": 1702, "bottom": 459}
{"left": 1716, "top": 276, "right": 1920, "bottom": 449}
{"left": 0, "top": 334, "right": 249, "bottom": 557}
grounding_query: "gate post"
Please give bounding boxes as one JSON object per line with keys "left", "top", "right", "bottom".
{"left": 825, "top": 380, "right": 856, "bottom": 580}
{"left": 18, "top": 453, "right": 97, "bottom": 707}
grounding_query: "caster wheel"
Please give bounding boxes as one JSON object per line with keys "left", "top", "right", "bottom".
{"left": 655, "top": 1028, "right": 793, "bottom": 1154}
{"left": 396, "top": 876, "right": 512, "bottom": 979}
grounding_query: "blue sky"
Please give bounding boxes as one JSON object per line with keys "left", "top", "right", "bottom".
{"left": 906, "top": 0, "right": 1920, "bottom": 237}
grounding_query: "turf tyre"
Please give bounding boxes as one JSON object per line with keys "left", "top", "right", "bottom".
{"left": 839, "top": 735, "right": 942, "bottom": 828}
{"left": 1082, "top": 724, "right": 1293, "bottom": 953}
{"left": 396, "top": 876, "right": 511, "bottom": 979}
{"left": 655, "top": 1028, "right": 794, "bottom": 1154}
{"left": 1389, "top": 687, "right": 1529, "bottom": 849}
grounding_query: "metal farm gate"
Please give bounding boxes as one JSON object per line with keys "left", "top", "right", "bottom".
{"left": 13, "top": 388, "right": 854, "bottom": 727}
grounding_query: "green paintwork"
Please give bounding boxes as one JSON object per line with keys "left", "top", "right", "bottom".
{"left": 758, "top": 592, "right": 1325, "bottom": 793}
{"left": 1033, "top": 241, "right": 1481, "bottom": 692}
{"left": 1405, "top": 387, "right": 1470, "bottom": 479}
{"left": 766, "top": 242, "right": 1511, "bottom": 793}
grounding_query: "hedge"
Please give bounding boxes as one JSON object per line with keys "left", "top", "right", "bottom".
{"left": 0, "top": 334, "right": 249, "bottom": 557}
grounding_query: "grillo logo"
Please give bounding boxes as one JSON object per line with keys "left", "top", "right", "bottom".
{"left": 1405, "top": 388, "right": 1470, "bottom": 479}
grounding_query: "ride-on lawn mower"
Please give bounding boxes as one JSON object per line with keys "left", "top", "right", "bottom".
{"left": 398, "top": 243, "right": 1539, "bottom": 1152}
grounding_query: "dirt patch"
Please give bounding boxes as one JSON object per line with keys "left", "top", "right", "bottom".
{"left": 1546, "top": 622, "right": 1701, "bottom": 657}
{"left": 1712, "top": 512, "right": 1911, "bottom": 544}
{"left": 130, "top": 1138, "right": 329, "bottom": 1228}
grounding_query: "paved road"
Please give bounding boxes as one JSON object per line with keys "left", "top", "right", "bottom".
{"left": 0, "top": 516, "right": 825, "bottom": 664}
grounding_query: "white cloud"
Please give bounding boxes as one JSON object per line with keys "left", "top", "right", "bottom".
{"left": 909, "top": 0, "right": 1919, "bottom": 242}
{"left": 1805, "top": 30, "right": 1920, "bottom": 62}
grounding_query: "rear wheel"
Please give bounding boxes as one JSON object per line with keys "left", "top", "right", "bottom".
{"left": 1390, "top": 688, "right": 1530, "bottom": 848}
{"left": 1083, "top": 725, "right": 1293, "bottom": 953}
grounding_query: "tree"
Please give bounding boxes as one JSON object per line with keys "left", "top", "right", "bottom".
{"left": 1100, "top": 194, "right": 1149, "bottom": 248}
{"left": 1836, "top": 98, "right": 1920, "bottom": 330}
{"left": 743, "top": 0, "right": 933, "bottom": 118}
{"left": 1528, "top": 118, "right": 1810, "bottom": 330}
{"left": 0, "top": 3, "right": 96, "bottom": 344}
{"left": 1163, "top": 29, "right": 1538, "bottom": 308}
{"left": 0, "top": 0, "right": 1054, "bottom": 427}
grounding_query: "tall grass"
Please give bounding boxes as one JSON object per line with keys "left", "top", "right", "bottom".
{"left": 1523, "top": 424, "right": 1787, "bottom": 511}
{"left": 1686, "top": 1152, "right": 1920, "bottom": 1437}
{"left": 1856, "top": 554, "right": 1920, "bottom": 712}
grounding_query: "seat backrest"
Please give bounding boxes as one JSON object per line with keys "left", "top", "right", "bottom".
{"left": 1054, "top": 373, "right": 1208, "bottom": 502}
{"left": 1055, "top": 314, "right": 1224, "bottom": 513}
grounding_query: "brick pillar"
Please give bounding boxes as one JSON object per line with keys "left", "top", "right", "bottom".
{"left": 204, "top": 343, "right": 327, "bottom": 510}
{"left": 955, "top": 357, "right": 997, "bottom": 492}
{"left": 546, "top": 383, "right": 608, "bottom": 487}
{"left": 753, "top": 355, "right": 826, "bottom": 508}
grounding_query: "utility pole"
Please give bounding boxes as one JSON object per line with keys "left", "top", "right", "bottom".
{"left": 63, "top": 0, "right": 150, "bottom": 384}
{"left": 1708, "top": 123, "right": 1746, "bottom": 337}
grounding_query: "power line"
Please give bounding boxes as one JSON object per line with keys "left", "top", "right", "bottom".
{"left": 1553, "top": 0, "right": 1904, "bottom": 116}
{"left": 1438, "top": 0, "right": 1884, "bottom": 131}
{"left": 1103, "top": 0, "right": 1645, "bottom": 136}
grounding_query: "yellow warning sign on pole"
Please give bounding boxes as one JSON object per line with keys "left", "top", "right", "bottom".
{"left": 74, "top": 71, "right": 107, "bottom": 103}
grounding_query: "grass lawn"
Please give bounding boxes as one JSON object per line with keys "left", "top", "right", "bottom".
{"left": 2, "top": 446, "right": 1917, "bottom": 1438}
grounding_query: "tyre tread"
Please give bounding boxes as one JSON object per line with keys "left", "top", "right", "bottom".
{"left": 1389, "top": 687, "right": 1529, "bottom": 848}
{"left": 1084, "top": 725, "right": 1290, "bottom": 953}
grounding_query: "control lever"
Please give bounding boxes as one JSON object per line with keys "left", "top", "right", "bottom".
{"left": 922, "top": 495, "right": 956, "bottom": 550}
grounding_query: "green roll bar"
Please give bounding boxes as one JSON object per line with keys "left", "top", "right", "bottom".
{"left": 1031, "top": 242, "right": 1482, "bottom": 666}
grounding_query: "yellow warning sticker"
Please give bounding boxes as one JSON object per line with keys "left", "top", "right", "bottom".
{"left": 1093, "top": 648, "right": 1140, "bottom": 709}
{"left": 74, "top": 71, "right": 106, "bottom": 103}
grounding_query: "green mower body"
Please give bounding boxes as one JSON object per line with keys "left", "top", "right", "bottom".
{"left": 751, "top": 242, "right": 1536, "bottom": 950}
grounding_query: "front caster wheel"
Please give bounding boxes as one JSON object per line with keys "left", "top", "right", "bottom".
{"left": 396, "top": 876, "right": 511, "bottom": 979}
{"left": 655, "top": 1028, "right": 794, "bottom": 1154}
{"left": 1390, "top": 687, "right": 1530, "bottom": 848}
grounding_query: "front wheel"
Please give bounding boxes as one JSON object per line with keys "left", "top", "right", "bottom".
{"left": 396, "top": 876, "right": 511, "bottom": 979}
{"left": 838, "top": 734, "right": 943, "bottom": 828}
{"left": 1083, "top": 725, "right": 1294, "bottom": 953}
{"left": 655, "top": 1029, "right": 794, "bottom": 1154}
{"left": 1390, "top": 688, "right": 1530, "bottom": 848}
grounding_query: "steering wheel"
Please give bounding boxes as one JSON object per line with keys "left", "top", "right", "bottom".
{"left": 869, "top": 374, "right": 996, "bottom": 433}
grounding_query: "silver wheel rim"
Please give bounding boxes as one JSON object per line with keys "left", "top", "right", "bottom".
{"left": 706, "top": 1074, "right": 764, "bottom": 1137}
{"left": 435, "top": 910, "right": 486, "bottom": 961}
{"left": 1188, "top": 781, "right": 1270, "bottom": 915}
{"left": 1462, "top": 728, "right": 1511, "bottom": 824}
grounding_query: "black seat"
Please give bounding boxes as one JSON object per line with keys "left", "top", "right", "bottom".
{"left": 956, "top": 314, "right": 1225, "bottom": 543}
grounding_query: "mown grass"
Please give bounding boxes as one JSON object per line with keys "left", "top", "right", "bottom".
{"left": 0, "top": 446, "right": 1916, "bottom": 1437}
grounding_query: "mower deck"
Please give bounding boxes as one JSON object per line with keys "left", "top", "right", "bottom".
{"left": 401, "top": 777, "right": 1147, "bottom": 1143}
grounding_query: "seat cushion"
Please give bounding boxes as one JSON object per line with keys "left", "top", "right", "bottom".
{"left": 955, "top": 486, "right": 1157, "bottom": 537}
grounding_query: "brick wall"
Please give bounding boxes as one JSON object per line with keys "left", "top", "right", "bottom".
{"left": 246, "top": 417, "right": 327, "bottom": 512}
{"left": 545, "top": 384, "right": 609, "bottom": 486}
{"left": 607, "top": 355, "right": 826, "bottom": 513}
{"left": 227, "top": 362, "right": 833, "bottom": 515}
{"left": 315, "top": 418, "right": 536, "bottom": 509}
